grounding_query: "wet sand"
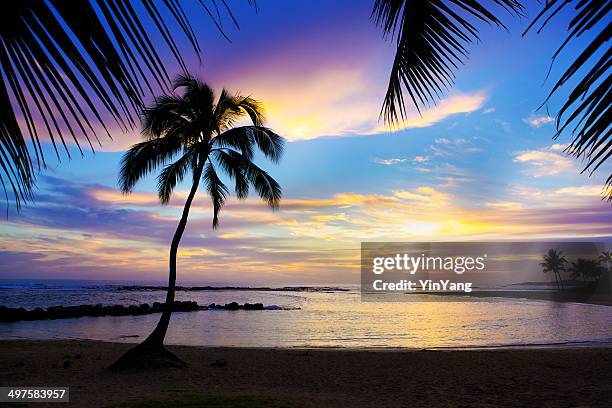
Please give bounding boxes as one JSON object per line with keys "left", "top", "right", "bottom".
{"left": 0, "top": 340, "right": 611, "bottom": 407}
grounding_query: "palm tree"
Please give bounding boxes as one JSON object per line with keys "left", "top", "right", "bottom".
{"left": 372, "top": 1, "right": 611, "bottom": 199}
{"left": 599, "top": 250, "right": 612, "bottom": 293}
{"left": 0, "top": 1, "right": 250, "bottom": 210}
{"left": 599, "top": 251, "right": 612, "bottom": 269}
{"left": 111, "top": 74, "right": 284, "bottom": 369}
{"left": 569, "top": 258, "right": 601, "bottom": 284}
{"left": 540, "top": 249, "right": 568, "bottom": 290}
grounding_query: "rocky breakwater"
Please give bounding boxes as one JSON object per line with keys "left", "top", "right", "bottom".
{"left": 0, "top": 301, "right": 297, "bottom": 322}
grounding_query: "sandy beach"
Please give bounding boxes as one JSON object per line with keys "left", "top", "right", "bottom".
{"left": 0, "top": 340, "right": 610, "bottom": 407}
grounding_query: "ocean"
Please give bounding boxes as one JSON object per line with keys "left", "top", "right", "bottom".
{"left": 1, "top": 280, "right": 611, "bottom": 349}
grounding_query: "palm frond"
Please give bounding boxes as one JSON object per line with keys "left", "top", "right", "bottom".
{"left": 157, "top": 150, "right": 195, "bottom": 204}
{"left": 213, "top": 126, "right": 284, "bottom": 163}
{"left": 212, "top": 149, "right": 250, "bottom": 199}
{"left": 142, "top": 95, "right": 192, "bottom": 138}
{"left": 119, "top": 137, "right": 185, "bottom": 193}
{"left": 373, "top": 0, "right": 524, "bottom": 124}
{"left": 173, "top": 74, "right": 216, "bottom": 129}
{"left": 214, "top": 91, "right": 266, "bottom": 131}
{"left": 0, "top": 0, "right": 247, "bottom": 210}
{"left": 203, "top": 161, "right": 229, "bottom": 229}
{"left": 523, "top": 0, "right": 612, "bottom": 200}
{"left": 247, "top": 127, "right": 284, "bottom": 163}
{"left": 213, "top": 149, "right": 281, "bottom": 209}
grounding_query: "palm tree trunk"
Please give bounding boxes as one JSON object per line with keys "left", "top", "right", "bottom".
{"left": 142, "top": 162, "right": 204, "bottom": 347}
{"left": 553, "top": 271, "right": 561, "bottom": 291}
{"left": 109, "top": 162, "right": 204, "bottom": 370}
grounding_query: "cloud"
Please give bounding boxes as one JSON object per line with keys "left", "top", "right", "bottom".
{"left": 513, "top": 145, "right": 574, "bottom": 177}
{"left": 33, "top": 76, "right": 486, "bottom": 148}
{"left": 486, "top": 202, "right": 523, "bottom": 210}
{"left": 372, "top": 157, "right": 407, "bottom": 166}
{"left": 429, "top": 137, "right": 484, "bottom": 157}
{"left": 549, "top": 143, "right": 568, "bottom": 152}
{"left": 370, "top": 93, "right": 487, "bottom": 135}
{"left": 496, "top": 119, "right": 512, "bottom": 132}
{"left": 228, "top": 64, "right": 486, "bottom": 141}
{"left": 2, "top": 174, "right": 611, "bottom": 283}
{"left": 524, "top": 114, "right": 555, "bottom": 128}
{"left": 556, "top": 186, "right": 602, "bottom": 196}
{"left": 483, "top": 107, "right": 495, "bottom": 114}
{"left": 393, "top": 187, "right": 451, "bottom": 204}
{"left": 412, "top": 156, "right": 430, "bottom": 163}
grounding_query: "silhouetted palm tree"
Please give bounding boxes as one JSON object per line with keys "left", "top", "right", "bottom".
{"left": 569, "top": 258, "right": 601, "bottom": 283}
{"left": 599, "top": 251, "right": 612, "bottom": 269}
{"left": 0, "top": 1, "right": 250, "bottom": 209}
{"left": 540, "top": 249, "right": 568, "bottom": 290}
{"left": 373, "top": 1, "right": 611, "bottom": 199}
{"left": 599, "top": 250, "right": 612, "bottom": 292}
{"left": 112, "top": 74, "right": 284, "bottom": 369}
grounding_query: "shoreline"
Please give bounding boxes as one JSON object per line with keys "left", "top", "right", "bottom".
{"left": 1, "top": 339, "right": 611, "bottom": 407}
{"left": 443, "top": 289, "right": 612, "bottom": 306}
{"left": 7, "top": 337, "right": 612, "bottom": 351}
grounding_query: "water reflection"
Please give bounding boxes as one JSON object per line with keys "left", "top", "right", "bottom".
{"left": 1, "top": 291, "right": 611, "bottom": 348}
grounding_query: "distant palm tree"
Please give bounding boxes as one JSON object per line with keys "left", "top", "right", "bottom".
{"left": 599, "top": 251, "right": 612, "bottom": 269}
{"left": 0, "top": 1, "right": 250, "bottom": 209}
{"left": 599, "top": 250, "right": 612, "bottom": 293}
{"left": 540, "top": 249, "right": 568, "bottom": 290}
{"left": 373, "top": 0, "right": 611, "bottom": 199}
{"left": 112, "top": 74, "right": 284, "bottom": 369}
{"left": 569, "top": 258, "right": 602, "bottom": 283}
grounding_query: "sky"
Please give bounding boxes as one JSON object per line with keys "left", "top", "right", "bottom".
{"left": 0, "top": 0, "right": 610, "bottom": 285}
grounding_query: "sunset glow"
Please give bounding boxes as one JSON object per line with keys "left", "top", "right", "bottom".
{"left": 0, "top": 0, "right": 610, "bottom": 285}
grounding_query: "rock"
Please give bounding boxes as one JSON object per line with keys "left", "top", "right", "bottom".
{"left": 62, "top": 360, "right": 71, "bottom": 369}
{"left": 208, "top": 303, "right": 224, "bottom": 309}
{"left": 173, "top": 301, "right": 199, "bottom": 312}
{"left": 30, "top": 307, "right": 45, "bottom": 319}
{"left": 0, "top": 300, "right": 288, "bottom": 322}
{"left": 14, "top": 361, "right": 24, "bottom": 368}
{"left": 244, "top": 303, "right": 264, "bottom": 310}
{"left": 74, "top": 354, "right": 82, "bottom": 359}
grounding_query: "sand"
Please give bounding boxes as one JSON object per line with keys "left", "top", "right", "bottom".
{"left": 0, "top": 340, "right": 611, "bottom": 407}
